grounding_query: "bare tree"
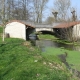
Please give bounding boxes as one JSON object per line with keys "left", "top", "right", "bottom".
{"left": 53, "top": 0, "right": 71, "bottom": 21}
{"left": 46, "top": 16, "right": 55, "bottom": 24}
{"left": 4, "top": 0, "right": 32, "bottom": 20}
{"left": 6, "top": 0, "right": 15, "bottom": 20}
{"left": 54, "top": 27, "right": 73, "bottom": 42}
{"left": 71, "top": 8, "right": 77, "bottom": 21}
{"left": 1, "top": 0, "right": 48, "bottom": 22}
{"left": 52, "top": 0, "right": 75, "bottom": 42}
{"left": 0, "top": 0, "right": 6, "bottom": 42}
{"left": 0, "top": 0, "right": 6, "bottom": 21}
{"left": 32, "top": 0, "right": 48, "bottom": 23}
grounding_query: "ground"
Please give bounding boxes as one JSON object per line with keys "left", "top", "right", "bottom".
{"left": 0, "top": 38, "right": 78, "bottom": 80}
{"left": 0, "top": 27, "right": 79, "bottom": 80}
{"left": 38, "top": 34, "right": 80, "bottom": 70}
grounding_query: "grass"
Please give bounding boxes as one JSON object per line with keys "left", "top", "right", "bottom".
{"left": 38, "top": 34, "right": 72, "bottom": 44}
{"left": 0, "top": 27, "right": 3, "bottom": 42}
{"left": 38, "top": 34, "right": 80, "bottom": 46}
{"left": 38, "top": 34, "right": 58, "bottom": 40}
{"left": 0, "top": 27, "right": 3, "bottom": 33}
{"left": 0, "top": 38, "right": 77, "bottom": 80}
{"left": 37, "top": 34, "right": 80, "bottom": 78}
{"left": 42, "top": 47, "right": 80, "bottom": 71}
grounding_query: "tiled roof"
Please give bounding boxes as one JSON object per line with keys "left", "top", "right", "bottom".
{"left": 6, "top": 20, "right": 35, "bottom": 28}
{"left": 53, "top": 21, "right": 80, "bottom": 28}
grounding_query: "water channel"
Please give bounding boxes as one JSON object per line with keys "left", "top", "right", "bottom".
{"left": 33, "top": 39, "right": 80, "bottom": 78}
{"left": 35, "top": 40, "right": 80, "bottom": 52}
{"left": 30, "top": 39, "right": 80, "bottom": 77}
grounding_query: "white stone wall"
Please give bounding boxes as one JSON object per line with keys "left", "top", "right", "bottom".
{"left": 5, "top": 22, "right": 26, "bottom": 40}
{"left": 36, "top": 28, "right": 53, "bottom": 32}
{"left": 73, "top": 24, "right": 80, "bottom": 39}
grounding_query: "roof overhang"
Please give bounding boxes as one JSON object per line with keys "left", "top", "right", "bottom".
{"left": 53, "top": 21, "right": 80, "bottom": 28}
{"left": 6, "top": 20, "right": 35, "bottom": 28}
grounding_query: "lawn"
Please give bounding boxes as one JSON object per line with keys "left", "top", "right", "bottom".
{"left": 0, "top": 27, "right": 3, "bottom": 42}
{"left": 42, "top": 47, "right": 80, "bottom": 71}
{"left": 38, "top": 34, "right": 80, "bottom": 45}
{"left": 38, "top": 34, "right": 80, "bottom": 71}
{"left": 0, "top": 27, "right": 3, "bottom": 33}
{"left": 0, "top": 38, "right": 77, "bottom": 80}
{"left": 38, "top": 34, "right": 58, "bottom": 40}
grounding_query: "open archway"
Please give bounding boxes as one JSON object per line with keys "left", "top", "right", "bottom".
{"left": 37, "top": 30, "right": 54, "bottom": 35}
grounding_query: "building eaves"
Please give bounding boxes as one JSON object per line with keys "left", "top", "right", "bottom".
{"left": 6, "top": 20, "right": 35, "bottom": 28}
{"left": 53, "top": 21, "right": 80, "bottom": 28}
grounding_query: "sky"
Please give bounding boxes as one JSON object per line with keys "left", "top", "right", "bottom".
{"left": 48, "top": 0, "right": 80, "bottom": 7}
{"left": 44, "top": 0, "right": 80, "bottom": 20}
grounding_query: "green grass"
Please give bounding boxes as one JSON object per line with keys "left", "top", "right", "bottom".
{"left": 0, "top": 27, "right": 3, "bottom": 41}
{"left": 38, "top": 34, "right": 80, "bottom": 46}
{"left": 42, "top": 47, "right": 80, "bottom": 71}
{"left": 38, "top": 34, "right": 58, "bottom": 40}
{"left": 0, "top": 38, "right": 76, "bottom": 80}
{"left": 38, "top": 34, "right": 72, "bottom": 45}
{"left": 0, "top": 27, "right": 3, "bottom": 33}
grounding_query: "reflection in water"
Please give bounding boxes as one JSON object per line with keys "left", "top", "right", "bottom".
{"left": 36, "top": 40, "right": 80, "bottom": 51}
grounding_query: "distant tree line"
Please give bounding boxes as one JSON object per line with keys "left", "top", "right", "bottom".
{"left": 0, "top": 0, "right": 78, "bottom": 24}
{"left": 0, "top": 0, "right": 48, "bottom": 23}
